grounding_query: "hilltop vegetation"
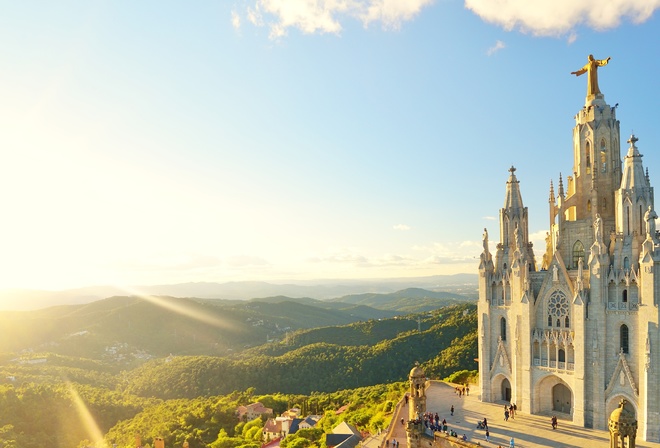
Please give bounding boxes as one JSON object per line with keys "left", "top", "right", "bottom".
{"left": 122, "top": 304, "right": 477, "bottom": 399}
{"left": 0, "top": 292, "right": 478, "bottom": 448}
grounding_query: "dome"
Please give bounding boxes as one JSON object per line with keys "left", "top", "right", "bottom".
{"left": 609, "top": 400, "right": 636, "bottom": 425}
{"left": 409, "top": 363, "right": 425, "bottom": 378}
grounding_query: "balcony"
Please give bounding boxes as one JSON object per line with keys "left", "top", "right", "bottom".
{"left": 533, "top": 358, "right": 574, "bottom": 371}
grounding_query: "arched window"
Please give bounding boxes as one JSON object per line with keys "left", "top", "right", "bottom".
{"left": 558, "top": 349, "right": 566, "bottom": 363}
{"left": 501, "top": 317, "right": 507, "bottom": 341}
{"left": 587, "top": 200, "right": 592, "bottom": 212}
{"left": 565, "top": 316, "right": 570, "bottom": 328}
{"left": 556, "top": 318, "right": 561, "bottom": 327}
{"left": 623, "top": 289, "right": 628, "bottom": 303}
{"left": 586, "top": 141, "right": 591, "bottom": 174}
{"left": 548, "top": 315, "right": 552, "bottom": 327}
{"left": 572, "top": 241, "right": 585, "bottom": 269}
{"left": 601, "top": 139, "right": 607, "bottom": 173}
{"left": 620, "top": 324, "right": 629, "bottom": 354}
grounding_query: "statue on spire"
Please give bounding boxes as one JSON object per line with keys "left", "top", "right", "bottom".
{"left": 571, "top": 54, "right": 611, "bottom": 97}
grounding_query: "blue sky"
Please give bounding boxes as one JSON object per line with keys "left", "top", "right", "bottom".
{"left": 0, "top": 1, "right": 659, "bottom": 290}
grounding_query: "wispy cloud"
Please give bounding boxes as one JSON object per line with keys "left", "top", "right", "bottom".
{"left": 482, "top": 216, "right": 497, "bottom": 221}
{"left": 239, "top": 0, "right": 434, "bottom": 39}
{"left": 232, "top": 10, "right": 241, "bottom": 30}
{"left": 393, "top": 224, "right": 411, "bottom": 231}
{"left": 487, "top": 40, "right": 505, "bottom": 55}
{"left": 465, "top": 0, "right": 660, "bottom": 36}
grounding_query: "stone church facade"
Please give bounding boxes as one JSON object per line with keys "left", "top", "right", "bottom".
{"left": 477, "top": 58, "right": 660, "bottom": 441}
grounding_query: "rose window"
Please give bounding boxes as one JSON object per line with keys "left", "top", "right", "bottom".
{"left": 548, "top": 291, "right": 569, "bottom": 318}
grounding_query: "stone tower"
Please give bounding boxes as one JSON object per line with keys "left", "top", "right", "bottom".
{"left": 406, "top": 363, "right": 426, "bottom": 448}
{"left": 478, "top": 55, "right": 660, "bottom": 441}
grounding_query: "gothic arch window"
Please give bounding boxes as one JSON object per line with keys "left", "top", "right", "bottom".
{"left": 622, "top": 289, "right": 628, "bottom": 303}
{"left": 572, "top": 241, "right": 585, "bottom": 269}
{"left": 565, "top": 316, "right": 570, "bottom": 327}
{"left": 586, "top": 141, "right": 591, "bottom": 174}
{"left": 620, "top": 324, "right": 629, "bottom": 354}
{"left": 501, "top": 317, "right": 507, "bottom": 341}
{"left": 587, "top": 200, "right": 592, "bottom": 212}
{"left": 601, "top": 139, "right": 607, "bottom": 173}
{"left": 548, "top": 290, "right": 569, "bottom": 327}
{"left": 558, "top": 349, "right": 566, "bottom": 363}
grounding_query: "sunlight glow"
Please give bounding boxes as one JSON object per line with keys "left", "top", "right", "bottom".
{"left": 67, "top": 382, "right": 107, "bottom": 448}
{"left": 120, "top": 286, "right": 239, "bottom": 331}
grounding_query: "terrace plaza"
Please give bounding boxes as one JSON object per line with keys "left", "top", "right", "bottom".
{"left": 376, "top": 381, "right": 660, "bottom": 448}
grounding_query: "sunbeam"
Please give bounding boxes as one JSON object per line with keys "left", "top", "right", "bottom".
{"left": 66, "top": 382, "right": 106, "bottom": 448}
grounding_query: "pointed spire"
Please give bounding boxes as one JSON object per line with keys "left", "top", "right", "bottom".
{"left": 503, "top": 166, "right": 524, "bottom": 210}
{"left": 646, "top": 167, "right": 650, "bottom": 184}
{"left": 621, "top": 134, "right": 647, "bottom": 190}
{"left": 549, "top": 180, "right": 555, "bottom": 202}
{"left": 558, "top": 173, "right": 565, "bottom": 198}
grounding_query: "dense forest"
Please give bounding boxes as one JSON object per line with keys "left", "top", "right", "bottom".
{"left": 0, "top": 296, "right": 478, "bottom": 448}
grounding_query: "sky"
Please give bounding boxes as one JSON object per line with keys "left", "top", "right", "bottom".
{"left": 0, "top": 0, "right": 659, "bottom": 291}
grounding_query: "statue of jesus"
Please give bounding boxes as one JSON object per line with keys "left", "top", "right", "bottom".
{"left": 571, "top": 54, "right": 611, "bottom": 97}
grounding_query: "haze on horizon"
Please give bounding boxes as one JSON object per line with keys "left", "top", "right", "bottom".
{"left": 0, "top": 1, "right": 659, "bottom": 300}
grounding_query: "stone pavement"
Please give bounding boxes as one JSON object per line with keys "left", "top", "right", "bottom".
{"left": 422, "top": 381, "right": 660, "bottom": 448}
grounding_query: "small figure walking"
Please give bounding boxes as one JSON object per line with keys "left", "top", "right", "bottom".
{"left": 504, "top": 409, "right": 509, "bottom": 421}
{"left": 509, "top": 437, "right": 515, "bottom": 448}
{"left": 551, "top": 415, "right": 558, "bottom": 430}
{"left": 450, "top": 405, "right": 454, "bottom": 416}
{"left": 485, "top": 429, "right": 490, "bottom": 442}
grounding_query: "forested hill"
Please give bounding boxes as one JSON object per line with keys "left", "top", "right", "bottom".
{"left": 0, "top": 301, "right": 478, "bottom": 448}
{"left": 0, "top": 288, "right": 474, "bottom": 363}
{"left": 122, "top": 303, "right": 477, "bottom": 399}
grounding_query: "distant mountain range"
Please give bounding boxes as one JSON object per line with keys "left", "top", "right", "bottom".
{"left": 0, "top": 286, "right": 476, "bottom": 362}
{"left": 0, "top": 274, "right": 478, "bottom": 311}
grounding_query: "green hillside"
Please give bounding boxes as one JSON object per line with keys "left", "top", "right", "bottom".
{"left": 122, "top": 304, "right": 477, "bottom": 399}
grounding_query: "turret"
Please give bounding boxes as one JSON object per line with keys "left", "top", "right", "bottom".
{"left": 616, "top": 135, "right": 654, "bottom": 242}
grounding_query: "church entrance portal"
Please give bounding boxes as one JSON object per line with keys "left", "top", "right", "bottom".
{"left": 553, "top": 383, "right": 571, "bottom": 414}
{"left": 501, "top": 378, "right": 511, "bottom": 402}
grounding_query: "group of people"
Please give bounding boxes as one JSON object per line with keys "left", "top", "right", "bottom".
{"left": 454, "top": 384, "right": 469, "bottom": 397}
{"left": 504, "top": 403, "right": 516, "bottom": 421}
{"left": 384, "top": 439, "right": 400, "bottom": 448}
{"left": 476, "top": 417, "right": 491, "bottom": 442}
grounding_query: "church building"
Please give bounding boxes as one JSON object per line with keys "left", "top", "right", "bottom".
{"left": 477, "top": 55, "right": 660, "bottom": 441}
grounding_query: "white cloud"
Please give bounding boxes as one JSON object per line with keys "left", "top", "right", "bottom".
{"left": 486, "top": 40, "right": 505, "bottom": 56}
{"left": 242, "top": 0, "right": 434, "bottom": 38}
{"left": 232, "top": 10, "right": 241, "bottom": 30}
{"left": 393, "top": 224, "right": 411, "bottom": 231}
{"left": 482, "top": 216, "right": 497, "bottom": 221}
{"left": 465, "top": 0, "right": 660, "bottom": 36}
{"left": 567, "top": 31, "right": 578, "bottom": 44}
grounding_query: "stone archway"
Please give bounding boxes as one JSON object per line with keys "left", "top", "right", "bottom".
{"left": 534, "top": 375, "right": 573, "bottom": 417}
{"left": 553, "top": 383, "right": 572, "bottom": 413}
